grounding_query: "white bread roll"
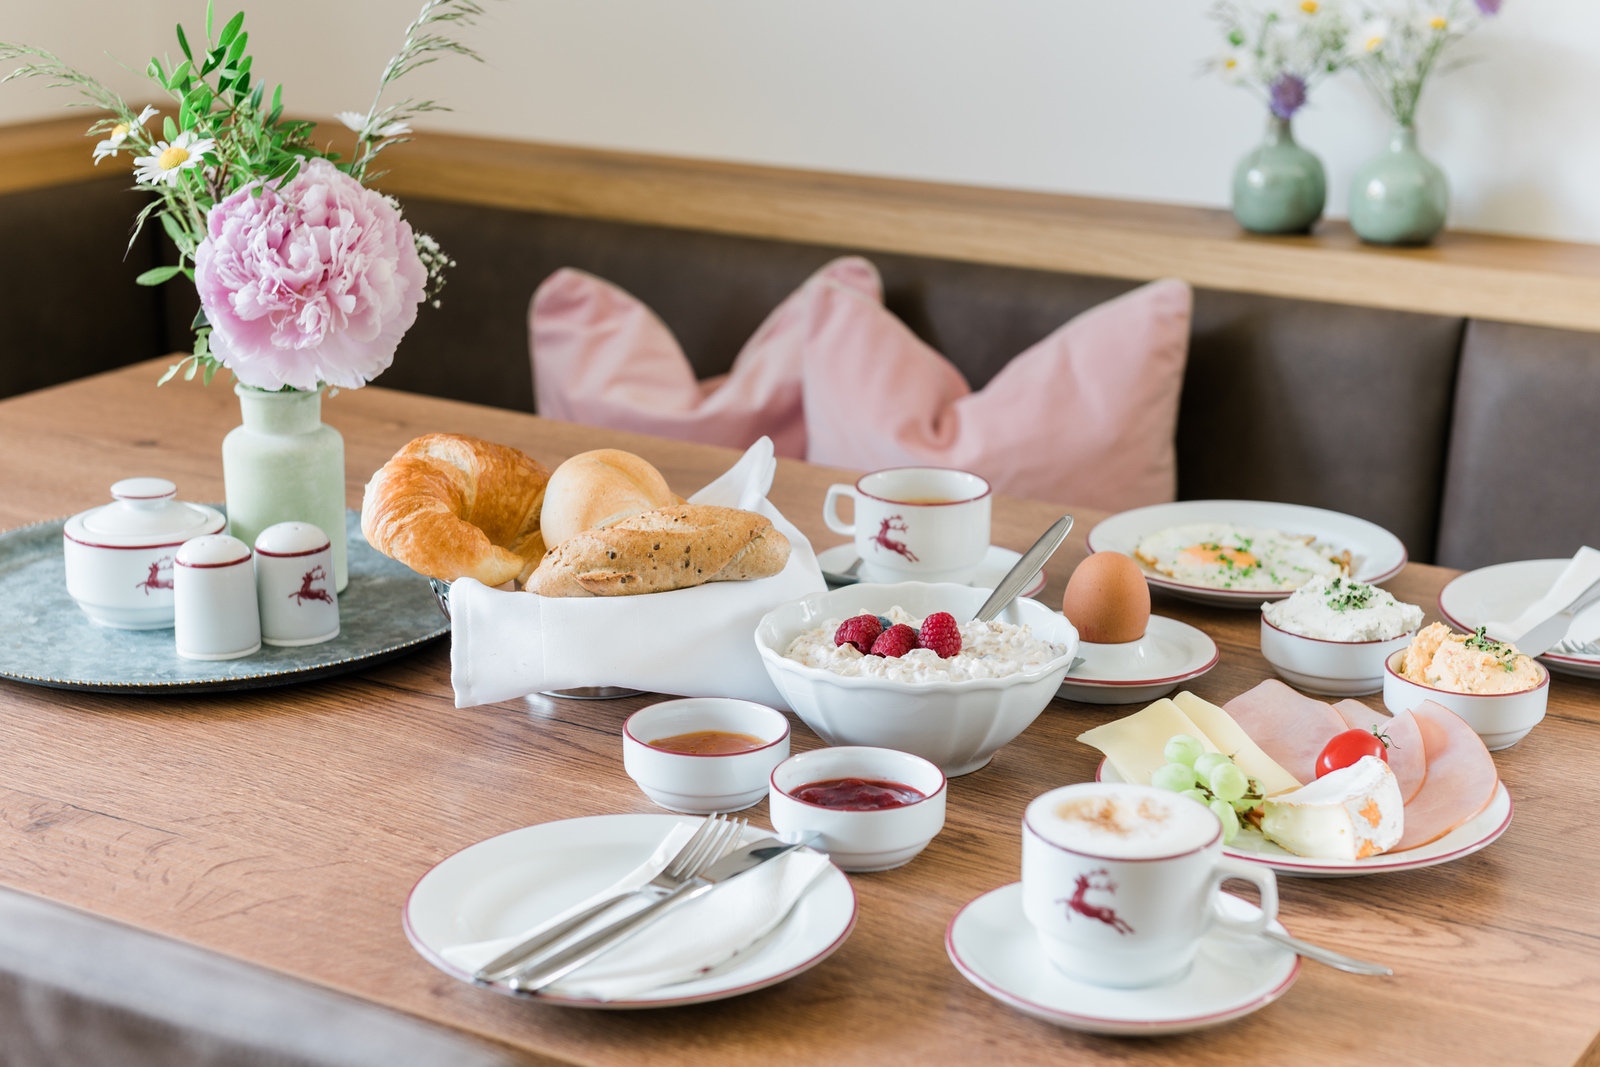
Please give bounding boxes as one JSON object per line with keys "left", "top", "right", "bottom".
{"left": 540, "top": 449, "right": 677, "bottom": 548}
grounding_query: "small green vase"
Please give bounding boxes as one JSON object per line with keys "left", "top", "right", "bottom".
{"left": 1231, "top": 115, "right": 1326, "bottom": 235}
{"left": 1348, "top": 124, "right": 1449, "bottom": 246}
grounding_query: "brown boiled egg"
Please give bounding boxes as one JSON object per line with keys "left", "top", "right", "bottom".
{"left": 1062, "top": 551, "right": 1151, "bottom": 644}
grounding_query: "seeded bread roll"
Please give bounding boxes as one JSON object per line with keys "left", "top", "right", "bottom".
{"left": 540, "top": 449, "right": 678, "bottom": 549}
{"left": 528, "top": 504, "right": 790, "bottom": 597}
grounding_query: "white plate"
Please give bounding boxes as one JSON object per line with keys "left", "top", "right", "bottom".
{"left": 1098, "top": 762, "right": 1512, "bottom": 878}
{"left": 817, "top": 543, "right": 1047, "bottom": 599}
{"left": 946, "top": 884, "right": 1298, "bottom": 1036}
{"left": 1057, "top": 615, "right": 1219, "bottom": 704}
{"left": 1087, "top": 500, "right": 1408, "bottom": 608}
{"left": 403, "top": 814, "right": 856, "bottom": 1008}
{"left": 1438, "top": 558, "right": 1600, "bottom": 680}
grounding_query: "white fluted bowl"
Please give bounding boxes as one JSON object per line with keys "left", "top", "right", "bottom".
{"left": 755, "top": 583, "right": 1078, "bottom": 776}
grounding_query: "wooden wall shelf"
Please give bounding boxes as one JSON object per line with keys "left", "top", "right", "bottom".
{"left": 9, "top": 114, "right": 1600, "bottom": 333}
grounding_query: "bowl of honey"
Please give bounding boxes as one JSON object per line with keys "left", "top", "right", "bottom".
{"left": 622, "top": 698, "right": 792, "bottom": 813}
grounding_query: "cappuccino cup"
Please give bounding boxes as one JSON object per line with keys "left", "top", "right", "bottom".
{"left": 1021, "top": 783, "right": 1279, "bottom": 989}
{"left": 822, "top": 468, "right": 991, "bottom": 584}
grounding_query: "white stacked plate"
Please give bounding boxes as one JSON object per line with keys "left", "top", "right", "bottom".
{"left": 1087, "top": 500, "right": 1408, "bottom": 608}
{"left": 1439, "top": 559, "right": 1600, "bottom": 681}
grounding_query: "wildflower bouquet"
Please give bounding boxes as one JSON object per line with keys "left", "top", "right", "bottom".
{"left": 1346, "top": 0, "right": 1501, "bottom": 127}
{"left": 1208, "top": 1, "right": 1351, "bottom": 120}
{"left": 0, "top": 1, "right": 483, "bottom": 392}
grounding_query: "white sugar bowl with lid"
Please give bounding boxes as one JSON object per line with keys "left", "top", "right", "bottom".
{"left": 254, "top": 521, "right": 339, "bottom": 647}
{"left": 62, "top": 478, "right": 225, "bottom": 629}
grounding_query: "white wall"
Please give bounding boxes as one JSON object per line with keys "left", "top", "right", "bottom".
{"left": 5, "top": 0, "right": 1598, "bottom": 243}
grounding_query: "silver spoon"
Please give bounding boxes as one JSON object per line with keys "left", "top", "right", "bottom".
{"left": 972, "top": 516, "right": 1074, "bottom": 623}
{"left": 1259, "top": 929, "right": 1393, "bottom": 977}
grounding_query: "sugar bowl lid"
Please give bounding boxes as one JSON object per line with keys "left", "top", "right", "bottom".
{"left": 65, "top": 478, "right": 225, "bottom": 548}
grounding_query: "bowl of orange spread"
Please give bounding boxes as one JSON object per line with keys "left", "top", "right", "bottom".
{"left": 622, "top": 697, "right": 791, "bottom": 813}
{"left": 1383, "top": 622, "right": 1548, "bottom": 750}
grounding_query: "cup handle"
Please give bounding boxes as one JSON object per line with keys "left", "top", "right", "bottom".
{"left": 822, "top": 484, "right": 857, "bottom": 537}
{"left": 1208, "top": 855, "right": 1278, "bottom": 937}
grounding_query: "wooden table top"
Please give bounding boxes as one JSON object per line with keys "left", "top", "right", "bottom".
{"left": 2, "top": 361, "right": 1598, "bottom": 1067}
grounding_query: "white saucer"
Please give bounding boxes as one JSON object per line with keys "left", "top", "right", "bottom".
{"left": 1087, "top": 500, "right": 1408, "bottom": 608}
{"left": 1057, "top": 615, "right": 1219, "bottom": 704}
{"left": 1438, "top": 558, "right": 1600, "bottom": 680}
{"left": 1098, "top": 762, "right": 1513, "bottom": 878}
{"left": 403, "top": 814, "right": 856, "bottom": 1008}
{"left": 946, "top": 884, "right": 1298, "bottom": 1036}
{"left": 817, "top": 542, "right": 1047, "bottom": 599}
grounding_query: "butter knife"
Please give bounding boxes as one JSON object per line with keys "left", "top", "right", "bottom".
{"left": 504, "top": 837, "right": 809, "bottom": 994}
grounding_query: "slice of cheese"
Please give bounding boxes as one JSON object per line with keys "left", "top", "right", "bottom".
{"left": 1076, "top": 698, "right": 1219, "bottom": 786}
{"left": 1260, "top": 756, "right": 1403, "bottom": 861}
{"left": 1172, "top": 691, "right": 1302, "bottom": 797}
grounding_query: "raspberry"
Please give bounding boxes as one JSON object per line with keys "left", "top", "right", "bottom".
{"left": 919, "top": 612, "right": 962, "bottom": 658}
{"left": 834, "top": 614, "right": 883, "bottom": 654}
{"left": 869, "top": 623, "right": 920, "bottom": 658}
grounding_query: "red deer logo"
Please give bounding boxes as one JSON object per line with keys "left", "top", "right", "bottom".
{"left": 1058, "top": 869, "right": 1134, "bottom": 935}
{"left": 870, "top": 516, "right": 918, "bottom": 562}
{"left": 289, "top": 565, "right": 335, "bottom": 606}
{"left": 135, "top": 556, "right": 173, "bottom": 594}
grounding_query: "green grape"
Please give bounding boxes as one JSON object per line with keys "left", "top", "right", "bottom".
{"left": 1179, "top": 788, "right": 1210, "bottom": 807}
{"left": 1210, "top": 798, "right": 1241, "bottom": 843}
{"left": 1193, "top": 752, "right": 1232, "bottom": 780}
{"left": 1209, "top": 763, "right": 1249, "bottom": 803}
{"left": 1231, "top": 796, "right": 1260, "bottom": 813}
{"left": 1150, "top": 763, "right": 1199, "bottom": 793}
{"left": 1163, "top": 734, "right": 1205, "bottom": 768}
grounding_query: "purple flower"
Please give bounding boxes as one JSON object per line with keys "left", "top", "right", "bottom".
{"left": 194, "top": 157, "right": 427, "bottom": 391}
{"left": 1474, "top": 0, "right": 1502, "bottom": 13}
{"left": 1269, "top": 74, "right": 1308, "bottom": 119}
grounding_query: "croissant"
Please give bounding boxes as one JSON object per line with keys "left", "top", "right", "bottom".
{"left": 527, "top": 504, "right": 790, "bottom": 597}
{"left": 361, "top": 434, "right": 551, "bottom": 586}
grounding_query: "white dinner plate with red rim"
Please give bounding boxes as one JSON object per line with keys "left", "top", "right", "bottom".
{"left": 1057, "top": 615, "right": 1219, "bottom": 704}
{"left": 1096, "top": 762, "right": 1512, "bottom": 878}
{"left": 816, "top": 542, "right": 1047, "bottom": 599}
{"left": 1086, "top": 500, "right": 1408, "bottom": 608}
{"left": 946, "top": 884, "right": 1299, "bottom": 1036}
{"left": 404, "top": 814, "right": 856, "bottom": 1008}
{"left": 1438, "top": 558, "right": 1600, "bottom": 681}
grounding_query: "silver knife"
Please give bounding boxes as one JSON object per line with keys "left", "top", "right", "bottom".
{"left": 502, "top": 837, "right": 808, "bottom": 993}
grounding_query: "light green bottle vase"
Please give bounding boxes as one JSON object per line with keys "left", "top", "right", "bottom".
{"left": 1348, "top": 124, "right": 1449, "bottom": 246}
{"left": 1231, "top": 115, "right": 1326, "bottom": 235}
{"left": 222, "top": 385, "right": 349, "bottom": 592}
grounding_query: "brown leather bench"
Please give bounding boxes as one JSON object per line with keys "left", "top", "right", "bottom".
{"left": 5, "top": 177, "right": 1596, "bottom": 568}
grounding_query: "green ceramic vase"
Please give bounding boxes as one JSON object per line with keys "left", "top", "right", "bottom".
{"left": 1231, "top": 115, "right": 1326, "bottom": 235}
{"left": 1348, "top": 124, "right": 1449, "bottom": 246}
{"left": 222, "top": 385, "right": 349, "bottom": 591}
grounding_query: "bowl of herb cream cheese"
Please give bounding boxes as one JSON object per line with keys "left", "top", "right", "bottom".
{"left": 1259, "top": 575, "right": 1424, "bottom": 696}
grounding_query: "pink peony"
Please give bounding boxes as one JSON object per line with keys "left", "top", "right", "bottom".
{"left": 194, "top": 157, "right": 427, "bottom": 391}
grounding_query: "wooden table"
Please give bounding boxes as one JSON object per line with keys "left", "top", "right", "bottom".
{"left": 3, "top": 361, "right": 1599, "bottom": 1067}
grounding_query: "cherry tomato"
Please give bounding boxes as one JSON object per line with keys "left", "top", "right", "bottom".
{"left": 1315, "top": 728, "right": 1388, "bottom": 779}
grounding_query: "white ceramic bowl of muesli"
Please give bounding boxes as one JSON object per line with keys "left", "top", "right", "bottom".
{"left": 755, "top": 583, "right": 1078, "bottom": 776}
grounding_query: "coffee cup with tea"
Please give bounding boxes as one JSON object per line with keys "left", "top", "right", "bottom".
{"left": 1021, "top": 782, "right": 1279, "bottom": 989}
{"left": 822, "top": 467, "right": 991, "bottom": 585}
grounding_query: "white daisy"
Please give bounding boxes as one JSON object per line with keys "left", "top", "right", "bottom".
{"left": 376, "top": 120, "right": 412, "bottom": 138}
{"left": 1350, "top": 19, "right": 1389, "bottom": 57}
{"left": 337, "top": 110, "right": 411, "bottom": 139}
{"left": 132, "top": 130, "right": 215, "bottom": 187}
{"left": 92, "top": 105, "right": 157, "bottom": 164}
{"left": 1215, "top": 47, "right": 1254, "bottom": 85}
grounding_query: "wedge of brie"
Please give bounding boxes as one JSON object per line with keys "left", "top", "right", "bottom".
{"left": 1261, "top": 756, "right": 1404, "bottom": 860}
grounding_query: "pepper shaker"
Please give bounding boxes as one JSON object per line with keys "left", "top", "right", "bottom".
{"left": 254, "top": 522, "right": 339, "bottom": 647}
{"left": 174, "top": 534, "right": 261, "bottom": 660}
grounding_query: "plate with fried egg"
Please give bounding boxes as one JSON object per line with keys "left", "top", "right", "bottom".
{"left": 1087, "top": 501, "right": 1406, "bottom": 608}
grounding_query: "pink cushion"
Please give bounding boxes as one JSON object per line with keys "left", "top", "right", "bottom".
{"left": 530, "top": 257, "right": 882, "bottom": 459}
{"left": 802, "top": 278, "right": 1193, "bottom": 511}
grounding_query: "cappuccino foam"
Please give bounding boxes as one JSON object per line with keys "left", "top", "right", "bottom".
{"left": 1027, "top": 783, "right": 1218, "bottom": 860}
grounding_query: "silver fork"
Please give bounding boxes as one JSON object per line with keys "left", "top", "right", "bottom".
{"left": 1550, "top": 638, "right": 1600, "bottom": 657}
{"left": 474, "top": 813, "right": 743, "bottom": 984}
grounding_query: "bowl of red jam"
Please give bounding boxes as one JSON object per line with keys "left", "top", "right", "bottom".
{"left": 623, "top": 698, "right": 791, "bottom": 813}
{"left": 769, "top": 746, "right": 947, "bottom": 871}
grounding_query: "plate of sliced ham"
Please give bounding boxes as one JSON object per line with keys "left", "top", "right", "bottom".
{"left": 1095, "top": 679, "right": 1513, "bottom": 877}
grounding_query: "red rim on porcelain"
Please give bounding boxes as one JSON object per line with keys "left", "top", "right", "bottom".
{"left": 1096, "top": 761, "right": 1514, "bottom": 877}
{"left": 402, "top": 814, "right": 856, "bottom": 1008}
{"left": 945, "top": 883, "right": 1299, "bottom": 1035}
{"left": 1085, "top": 500, "right": 1408, "bottom": 608}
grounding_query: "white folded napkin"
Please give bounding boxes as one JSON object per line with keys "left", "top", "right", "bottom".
{"left": 440, "top": 821, "right": 831, "bottom": 1001}
{"left": 449, "top": 437, "right": 825, "bottom": 708}
{"left": 1487, "top": 546, "right": 1600, "bottom": 644}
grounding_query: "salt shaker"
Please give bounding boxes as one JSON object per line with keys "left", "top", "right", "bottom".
{"left": 254, "top": 522, "right": 339, "bottom": 647}
{"left": 174, "top": 534, "right": 261, "bottom": 660}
